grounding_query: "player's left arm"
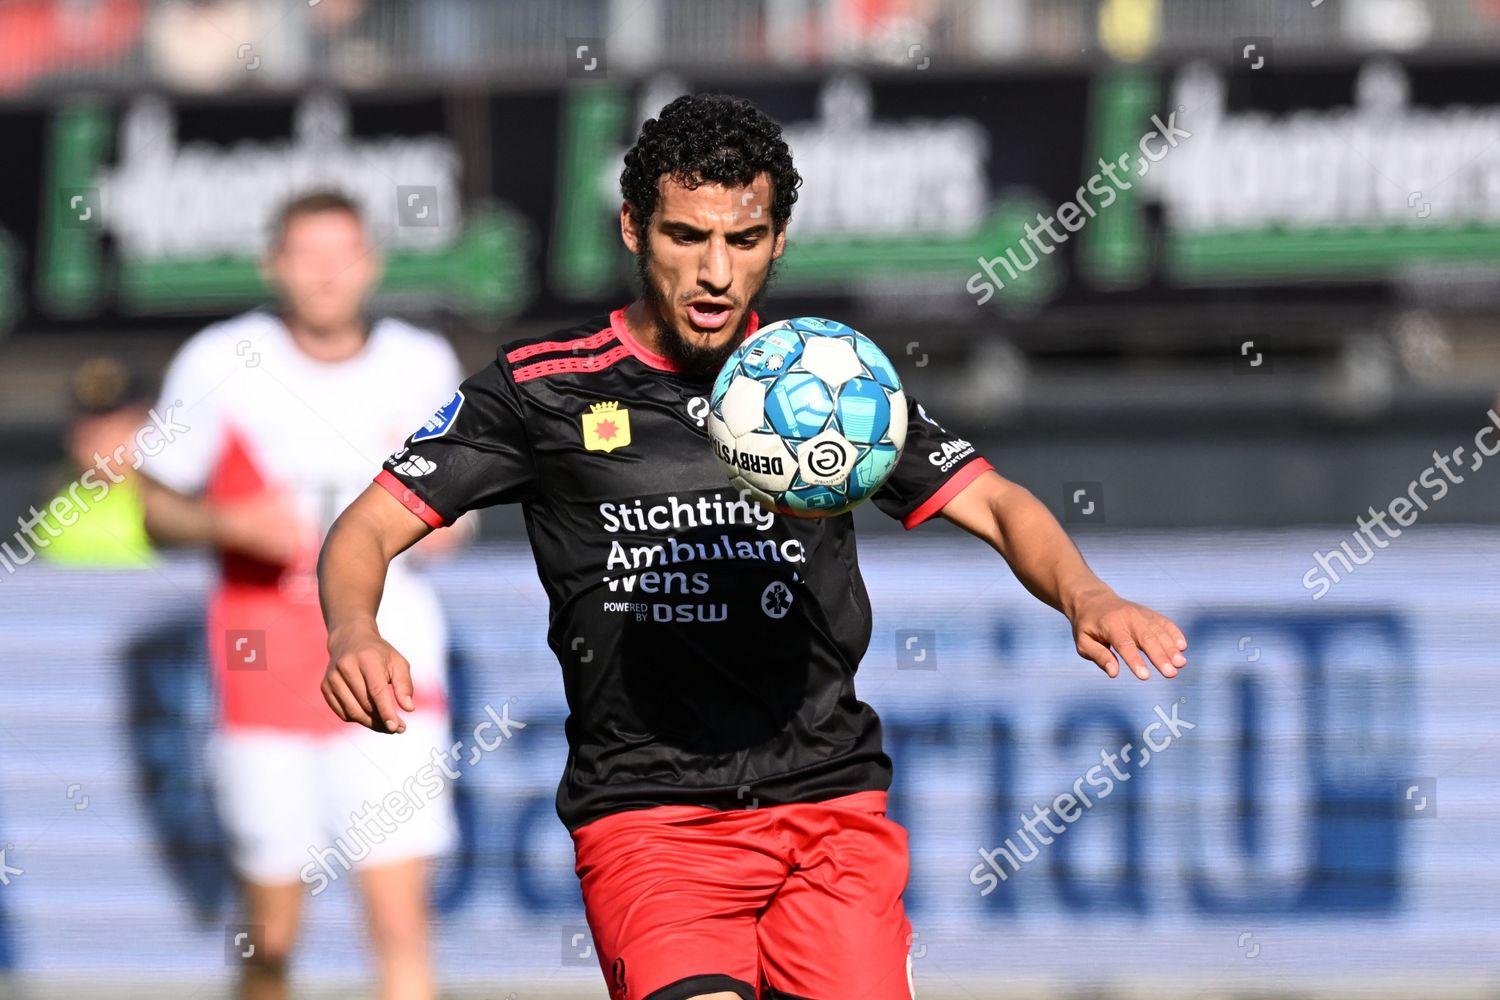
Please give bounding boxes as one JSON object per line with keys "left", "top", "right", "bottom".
{"left": 937, "top": 469, "right": 1187, "bottom": 680}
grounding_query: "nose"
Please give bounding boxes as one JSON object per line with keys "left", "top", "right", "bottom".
{"left": 698, "top": 237, "right": 731, "bottom": 294}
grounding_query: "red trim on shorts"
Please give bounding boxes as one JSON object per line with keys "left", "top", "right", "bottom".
{"left": 902, "top": 457, "right": 994, "bottom": 530}
{"left": 505, "top": 326, "right": 620, "bottom": 364}
{"left": 375, "top": 469, "right": 447, "bottom": 528}
{"left": 512, "top": 343, "right": 632, "bottom": 383}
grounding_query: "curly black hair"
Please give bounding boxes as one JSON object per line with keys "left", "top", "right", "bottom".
{"left": 620, "top": 93, "right": 802, "bottom": 241}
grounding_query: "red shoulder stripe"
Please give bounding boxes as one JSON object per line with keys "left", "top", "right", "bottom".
{"left": 505, "top": 326, "right": 617, "bottom": 364}
{"left": 513, "top": 344, "right": 631, "bottom": 384}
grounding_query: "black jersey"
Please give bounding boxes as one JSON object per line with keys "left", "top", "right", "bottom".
{"left": 376, "top": 308, "right": 993, "bottom": 831}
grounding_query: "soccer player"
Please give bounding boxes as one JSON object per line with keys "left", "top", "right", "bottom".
{"left": 139, "top": 191, "right": 463, "bottom": 1000}
{"left": 39, "top": 357, "right": 154, "bottom": 568}
{"left": 320, "top": 95, "right": 1187, "bottom": 1000}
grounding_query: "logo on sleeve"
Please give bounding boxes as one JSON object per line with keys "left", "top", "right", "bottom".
{"left": 412, "top": 390, "right": 464, "bottom": 442}
{"left": 393, "top": 455, "right": 437, "bottom": 477}
{"left": 929, "top": 438, "right": 975, "bottom": 472}
{"left": 582, "top": 400, "right": 632, "bottom": 453}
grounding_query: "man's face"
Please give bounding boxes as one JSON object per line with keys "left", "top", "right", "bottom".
{"left": 264, "top": 210, "right": 379, "bottom": 331}
{"left": 622, "top": 172, "right": 786, "bottom": 377}
{"left": 68, "top": 405, "right": 148, "bottom": 473}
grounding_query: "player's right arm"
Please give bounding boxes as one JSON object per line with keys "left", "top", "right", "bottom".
{"left": 137, "top": 325, "right": 303, "bottom": 565}
{"left": 138, "top": 476, "right": 301, "bottom": 565}
{"left": 320, "top": 351, "right": 538, "bottom": 734}
{"left": 318, "top": 483, "right": 434, "bottom": 735}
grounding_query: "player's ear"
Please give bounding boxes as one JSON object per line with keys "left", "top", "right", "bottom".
{"left": 771, "top": 224, "right": 787, "bottom": 261}
{"left": 619, "top": 203, "right": 642, "bottom": 255}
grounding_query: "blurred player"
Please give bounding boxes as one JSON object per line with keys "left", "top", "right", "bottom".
{"left": 39, "top": 356, "right": 154, "bottom": 568}
{"left": 320, "top": 95, "right": 1188, "bottom": 1000}
{"left": 138, "top": 191, "right": 463, "bottom": 1000}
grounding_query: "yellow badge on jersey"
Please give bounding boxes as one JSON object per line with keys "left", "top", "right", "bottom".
{"left": 582, "top": 400, "right": 632, "bottom": 453}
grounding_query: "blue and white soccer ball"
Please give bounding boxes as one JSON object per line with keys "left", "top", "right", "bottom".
{"left": 708, "top": 317, "right": 907, "bottom": 518}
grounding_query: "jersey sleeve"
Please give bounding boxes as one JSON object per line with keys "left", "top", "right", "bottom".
{"left": 375, "top": 356, "right": 537, "bottom": 527}
{"left": 872, "top": 394, "right": 994, "bottom": 529}
{"left": 136, "top": 332, "right": 229, "bottom": 496}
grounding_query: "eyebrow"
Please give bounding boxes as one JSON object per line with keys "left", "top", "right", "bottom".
{"left": 658, "top": 220, "right": 771, "bottom": 240}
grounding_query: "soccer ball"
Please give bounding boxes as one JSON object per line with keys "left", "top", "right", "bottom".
{"left": 708, "top": 317, "right": 907, "bottom": 518}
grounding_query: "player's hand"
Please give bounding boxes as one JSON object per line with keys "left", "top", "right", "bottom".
{"left": 1068, "top": 588, "right": 1187, "bottom": 680}
{"left": 322, "top": 620, "right": 414, "bottom": 733}
{"left": 214, "top": 490, "right": 305, "bottom": 566}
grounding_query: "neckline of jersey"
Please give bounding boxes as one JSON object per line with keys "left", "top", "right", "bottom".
{"left": 609, "top": 306, "right": 761, "bottom": 373}
{"left": 267, "top": 310, "right": 383, "bottom": 369}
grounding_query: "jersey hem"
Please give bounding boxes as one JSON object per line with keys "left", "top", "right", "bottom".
{"left": 902, "top": 457, "right": 994, "bottom": 529}
{"left": 561, "top": 770, "right": 892, "bottom": 833}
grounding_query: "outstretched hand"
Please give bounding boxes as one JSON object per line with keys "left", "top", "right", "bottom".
{"left": 322, "top": 620, "right": 414, "bottom": 733}
{"left": 1069, "top": 589, "right": 1188, "bottom": 680}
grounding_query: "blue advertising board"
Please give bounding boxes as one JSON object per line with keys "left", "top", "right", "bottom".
{"left": 0, "top": 530, "right": 1494, "bottom": 996}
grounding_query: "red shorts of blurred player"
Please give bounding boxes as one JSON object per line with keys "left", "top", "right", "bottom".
{"left": 571, "top": 789, "right": 914, "bottom": 1000}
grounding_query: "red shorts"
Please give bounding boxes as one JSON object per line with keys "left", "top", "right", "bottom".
{"left": 571, "top": 790, "right": 914, "bottom": 1000}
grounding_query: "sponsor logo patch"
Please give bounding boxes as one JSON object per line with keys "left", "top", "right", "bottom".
{"left": 393, "top": 455, "right": 437, "bottom": 478}
{"left": 761, "top": 580, "right": 793, "bottom": 619}
{"left": 929, "top": 438, "right": 975, "bottom": 472}
{"left": 412, "top": 391, "right": 464, "bottom": 442}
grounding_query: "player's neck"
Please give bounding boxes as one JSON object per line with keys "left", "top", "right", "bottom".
{"left": 281, "top": 313, "right": 371, "bottom": 363}
{"left": 622, "top": 299, "right": 664, "bottom": 356}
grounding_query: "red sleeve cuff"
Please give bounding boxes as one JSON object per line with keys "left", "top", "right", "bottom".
{"left": 375, "top": 470, "right": 448, "bottom": 529}
{"left": 901, "top": 458, "right": 995, "bottom": 530}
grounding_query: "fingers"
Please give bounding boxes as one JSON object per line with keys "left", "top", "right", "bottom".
{"left": 1166, "top": 619, "right": 1188, "bottom": 652}
{"left": 1143, "top": 625, "right": 1184, "bottom": 677}
{"left": 361, "top": 652, "right": 407, "bottom": 734}
{"left": 325, "top": 643, "right": 408, "bottom": 733}
{"left": 320, "top": 677, "right": 344, "bottom": 720}
{"left": 1151, "top": 614, "right": 1189, "bottom": 658}
{"left": 1077, "top": 603, "right": 1189, "bottom": 681}
{"left": 390, "top": 650, "right": 416, "bottom": 713}
{"left": 1112, "top": 639, "right": 1153, "bottom": 681}
{"left": 1076, "top": 635, "right": 1119, "bottom": 678}
{"left": 325, "top": 669, "right": 375, "bottom": 728}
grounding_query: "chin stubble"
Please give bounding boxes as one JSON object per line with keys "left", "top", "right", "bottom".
{"left": 636, "top": 247, "right": 780, "bottom": 380}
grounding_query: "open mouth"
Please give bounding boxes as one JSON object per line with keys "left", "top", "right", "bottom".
{"left": 685, "top": 301, "right": 732, "bottom": 331}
